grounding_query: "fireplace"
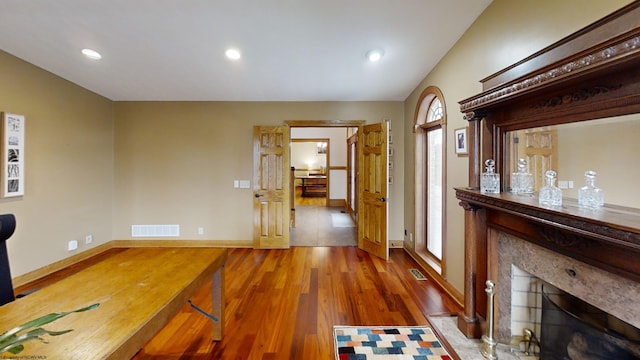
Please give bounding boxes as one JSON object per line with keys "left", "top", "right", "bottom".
{"left": 494, "top": 229, "right": 640, "bottom": 358}
{"left": 456, "top": 188, "right": 640, "bottom": 354}
{"left": 453, "top": 1, "right": 640, "bottom": 349}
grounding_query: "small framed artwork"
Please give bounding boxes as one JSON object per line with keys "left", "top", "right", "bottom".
{"left": 316, "top": 141, "right": 327, "bottom": 154}
{"left": 1, "top": 113, "right": 25, "bottom": 197}
{"left": 454, "top": 127, "right": 468, "bottom": 156}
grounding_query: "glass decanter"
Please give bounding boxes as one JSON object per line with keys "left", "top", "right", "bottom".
{"left": 511, "top": 158, "right": 534, "bottom": 195}
{"left": 578, "top": 170, "right": 604, "bottom": 209}
{"left": 538, "top": 170, "right": 562, "bottom": 207}
{"left": 481, "top": 159, "right": 500, "bottom": 194}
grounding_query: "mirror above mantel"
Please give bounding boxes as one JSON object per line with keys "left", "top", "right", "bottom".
{"left": 504, "top": 112, "right": 640, "bottom": 208}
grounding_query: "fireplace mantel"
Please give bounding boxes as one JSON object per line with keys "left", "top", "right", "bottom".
{"left": 455, "top": 1, "right": 640, "bottom": 338}
{"left": 457, "top": 187, "right": 640, "bottom": 282}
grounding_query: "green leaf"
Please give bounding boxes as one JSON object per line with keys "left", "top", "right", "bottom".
{"left": 0, "top": 303, "right": 99, "bottom": 342}
{"left": 0, "top": 303, "right": 99, "bottom": 355}
{"left": 4, "top": 344, "right": 23, "bottom": 355}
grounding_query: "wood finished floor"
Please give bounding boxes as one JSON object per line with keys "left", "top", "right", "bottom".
{"left": 16, "top": 247, "right": 462, "bottom": 360}
{"left": 14, "top": 195, "right": 459, "bottom": 359}
{"left": 294, "top": 186, "right": 326, "bottom": 207}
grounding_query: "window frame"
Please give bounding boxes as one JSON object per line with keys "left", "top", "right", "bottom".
{"left": 413, "top": 86, "right": 447, "bottom": 275}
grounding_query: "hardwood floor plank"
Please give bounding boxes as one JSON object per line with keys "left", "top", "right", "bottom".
{"left": 14, "top": 247, "right": 462, "bottom": 359}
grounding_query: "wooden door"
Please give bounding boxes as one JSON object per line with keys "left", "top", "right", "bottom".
{"left": 510, "top": 127, "right": 558, "bottom": 191}
{"left": 346, "top": 132, "right": 358, "bottom": 222}
{"left": 253, "top": 126, "right": 290, "bottom": 249}
{"left": 358, "top": 122, "right": 388, "bottom": 260}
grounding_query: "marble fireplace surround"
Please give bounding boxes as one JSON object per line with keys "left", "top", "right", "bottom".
{"left": 493, "top": 230, "right": 640, "bottom": 342}
{"left": 455, "top": 189, "right": 640, "bottom": 341}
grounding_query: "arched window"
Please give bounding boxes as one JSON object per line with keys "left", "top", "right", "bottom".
{"left": 427, "top": 98, "right": 443, "bottom": 122}
{"left": 414, "top": 87, "right": 446, "bottom": 274}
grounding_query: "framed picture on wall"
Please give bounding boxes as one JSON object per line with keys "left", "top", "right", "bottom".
{"left": 316, "top": 141, "right": 327, "bottom": 154}
{"left": 1, "top": 113, "right": 25, "bottom": 197}
{"left": 454, "top": 127, "right": 468, "bottom": 156}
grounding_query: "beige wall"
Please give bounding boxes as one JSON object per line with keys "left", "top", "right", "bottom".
{"left": 556, "top": 114, "right": 640, "bottom": 208}
{"left": 402, "top": 0, "right": 633, "bottom": 293}
{"left": 0, "top": 51, "right": 114, "bottom": 277}
{"left": 113, "top": 101, "right": 404, "bottom": 242}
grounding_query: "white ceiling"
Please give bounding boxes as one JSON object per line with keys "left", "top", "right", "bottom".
{"left": 0, "top": 0, "right": 492, "bottom": 102}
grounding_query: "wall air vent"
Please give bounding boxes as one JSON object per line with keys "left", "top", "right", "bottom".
{"left": 131, "top": 224, "right": 180, "bottom": 237}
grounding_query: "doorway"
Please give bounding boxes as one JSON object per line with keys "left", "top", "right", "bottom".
{"left": 289, "top": 125, "right": 358, "bottom": 247}
{"left": 291, "top": 139, "right": 329, "bottom": 207}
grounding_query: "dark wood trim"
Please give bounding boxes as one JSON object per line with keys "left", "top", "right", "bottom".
{"left": 479, "top": 1, "right": 640, "bottom": 92}
{"left": 291, "top": 138, "right": 329, "bottom": 143}
{"left": 461, "top": 2, "right": 640, "bottom": 111}
{"left": 286, "top": 119, "right": 365, "bottom": 127}
{"left": 457, "top": 189, "right": 640, "bottom": 281}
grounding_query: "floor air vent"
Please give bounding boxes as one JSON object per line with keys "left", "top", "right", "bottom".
{"left": 131, "top": 224, "right": 180, "bottom": 237}
{"left": 409, "top": 268, "right": 427, "bottom": 281}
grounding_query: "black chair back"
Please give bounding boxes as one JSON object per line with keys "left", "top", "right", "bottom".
{"left": 0, "top": 214, "right": 17, "bottom": 306}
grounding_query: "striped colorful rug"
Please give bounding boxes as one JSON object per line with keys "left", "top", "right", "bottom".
{"left": 334, "top": 325, "right": 453, "bottom": 359}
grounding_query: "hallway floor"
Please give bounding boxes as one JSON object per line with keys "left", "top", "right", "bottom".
{"left": 290, "top": 205, "right": 357, "bottom": 246}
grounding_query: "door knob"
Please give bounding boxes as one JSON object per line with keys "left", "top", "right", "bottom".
{"left": 378, "top": 197, "right": 386, "bottom": 202}
{"left": 255, "top": 193, "right": 263, "bottom": 198}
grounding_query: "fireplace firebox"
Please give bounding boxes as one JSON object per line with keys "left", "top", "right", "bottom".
{"left": 540, "top": 287, "right": 640, "bottom": 359}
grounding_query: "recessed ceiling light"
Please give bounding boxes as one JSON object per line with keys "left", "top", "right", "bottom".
{"left": 225, "top": 48, "right": 241, "bottom": 60}
{"left": 81, "top": 48, "right": 102, "bottom": 60}
{"left": 366, "top": 49, "right": 384, "bottom": 62}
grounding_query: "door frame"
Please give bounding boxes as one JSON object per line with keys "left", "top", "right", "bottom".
{"left": 346, "top": 132, "right": 358, "bottom": 222}
{"left": 286, "top": 119, "right": 365, "bottom": 207}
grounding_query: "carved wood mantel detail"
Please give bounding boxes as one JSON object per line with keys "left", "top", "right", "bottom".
{"left": 459, "top": 35, "right": 640, "bottom": 113}
{"left": 532, "top": 84, "right": 623, "bottom": 108}
{"left": 455, "top": 2, "right": 640, "bottom": 338}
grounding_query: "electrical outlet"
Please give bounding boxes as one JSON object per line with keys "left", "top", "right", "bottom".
{"left": 68, "top": 240, "right": 78, "bottom": 251}
{"left": 85, "top": 234, "right": 93, "bottom": 244}
{"left": 198, "top": 227, "right": 204, "bottom": 235}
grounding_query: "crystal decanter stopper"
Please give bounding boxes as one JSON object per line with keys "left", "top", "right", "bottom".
{"left": 511, "top": 158, "right": 534, "bottom": 195}
{"left": 538, "top": 170, "right": 562, "bottom": 207}
{"left": 481, "top": 159, "right": 500, "bottom": 194}
{"left": 578, "top": 170, "right": 604, "bottom": 209}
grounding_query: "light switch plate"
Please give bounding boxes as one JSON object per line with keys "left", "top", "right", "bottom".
{"left": 68, "top": 240, "right": 78, "bottom": 251}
